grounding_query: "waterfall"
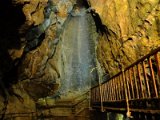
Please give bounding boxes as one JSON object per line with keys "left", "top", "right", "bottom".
{"left": 58, "top": 7, "right": 98, "bottom": 97}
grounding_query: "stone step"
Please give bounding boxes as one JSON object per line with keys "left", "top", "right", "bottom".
{"left": 37, "top": 108, "right": 91, "bottom": 120}
{"left": 36, "top": 92, "right": 91, "bottom": 120}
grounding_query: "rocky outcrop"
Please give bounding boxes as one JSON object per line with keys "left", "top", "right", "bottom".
{"left": 0, "top": 0, "right": 76, "bottom": 117}
{"left": 17, "top": 0, "right": 75, "bottom": 99}
{"left": 90, "top": 0, "right": 160, "bottom": 76}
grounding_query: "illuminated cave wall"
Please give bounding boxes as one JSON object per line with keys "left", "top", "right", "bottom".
{"left": 0, "top": 0, "right": 76, "bottom": 115}
{"left": 90, "top": 0, "right": 160, "bottom": 76}
{"left": 0, "top": 0, "right": 160, "bottom": 116}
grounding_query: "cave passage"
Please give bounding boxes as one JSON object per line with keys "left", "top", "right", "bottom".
{"left": 58, "top": 5, "right": 98, "bottom": 97}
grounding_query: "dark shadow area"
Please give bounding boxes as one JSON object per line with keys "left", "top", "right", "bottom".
{"left": 0, "top": 0, "right": 25, "bottom": 49}
{"left": 76, "top": 0, "right": 91, "bottom": 8}
{"left": 90, "top": 9, "right": 110, "bottom": 36}
{"left": 0, "top": 1, "right": 26, "bottom": 118}
{"left": 0, "top": 0, "right": 25, "bottom": 87}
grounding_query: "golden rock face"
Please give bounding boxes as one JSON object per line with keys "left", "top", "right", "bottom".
{"left": 1, "top": 0, "right": 160, "bottom": 116}
{"left": 21, "top": 0, "right": 48, "bottom": 25}
{"left": 0, "top": 0, "right": 75, "bottom": 115}
{"left": 15, "top": 0, "right": 77, "bottom": 101}
{"left": 90, "top": 0, "right": 160, "bottom": 75}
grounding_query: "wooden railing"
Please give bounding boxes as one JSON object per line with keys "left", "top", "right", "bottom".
{"left": 91, "top": 47, "right": 160, "bottom": 114}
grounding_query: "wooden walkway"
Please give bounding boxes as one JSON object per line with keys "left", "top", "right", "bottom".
{"left": 91, "top": 47, "right": 160, "bottom": 117}
{"left": 2, "top": 47, "right": 160, "bottom": 119}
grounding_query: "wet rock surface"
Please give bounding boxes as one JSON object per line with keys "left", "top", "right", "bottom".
{"left": 0, "top": 0, "right": 160, "bottom": 117}
{"left": 57, "top": 7, "right": 98, "bottom": 97}
{"left": 0, "top": 0, "right": 76, "bottom": 116}
{"left": 90, "top": 0, "right": 160, "bottom": 76}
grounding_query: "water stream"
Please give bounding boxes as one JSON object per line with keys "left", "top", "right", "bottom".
{"left": 58, "top": 7, "right": 98, "bottom": 97}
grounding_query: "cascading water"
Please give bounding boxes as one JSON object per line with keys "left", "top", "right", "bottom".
{"left": 57, "top": 6, "right": 98, "bottom": 97}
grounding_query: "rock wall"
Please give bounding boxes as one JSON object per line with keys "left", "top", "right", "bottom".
{"left": 18, "top": 0, "right": 76, "bottom": 99}
{"left": 0, "top": 0, "right": 76, "bottom": 117}
{"left": 90, "top": 0, "right": 160, "bottom": 76}
{"left": 1, "top": 0, "right": 160, "bottom": 117}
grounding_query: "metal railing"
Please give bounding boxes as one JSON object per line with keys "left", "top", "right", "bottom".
{"left": 91, "top": 47, "right": 160, "bottom": 114}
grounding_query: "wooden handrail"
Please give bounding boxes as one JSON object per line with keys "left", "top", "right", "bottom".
{"left": 91, "top": 46, "right": 160, "bottom": 115}
{"left": 91, "top": 46, "right": 160, "bottom": 89}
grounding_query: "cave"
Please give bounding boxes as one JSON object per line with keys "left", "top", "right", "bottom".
{"left": 0, "top": 0, "right": 160, "bottom": 120}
